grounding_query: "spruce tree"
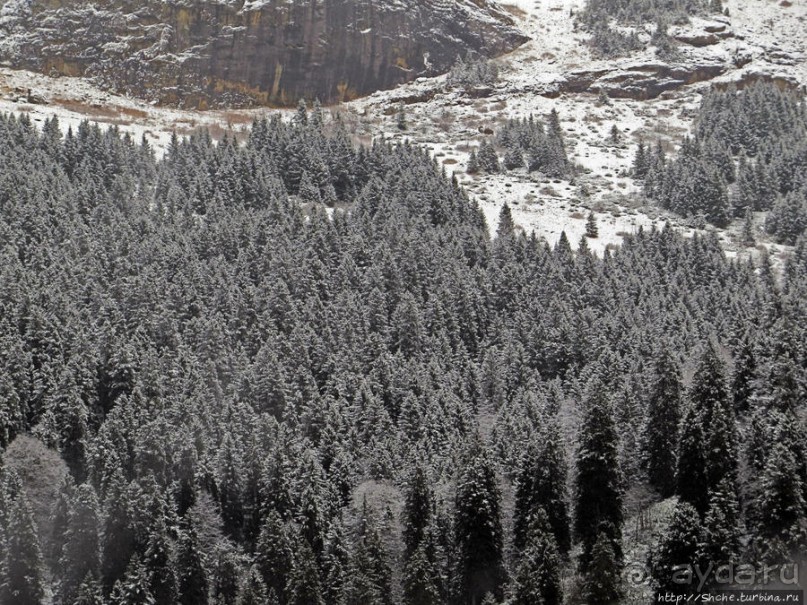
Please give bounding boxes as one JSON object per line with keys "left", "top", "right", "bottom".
{"left": 322, "top": 517, "right": 350, "bottom": 605}
{"left": 59, "top": 483, "right": 101, "bottom": 605}
{"left": 402, "top": 464, "right": 433, "bottom": 561}
{"left": 609, "top": 124, "right": 621, "bottom": 145}
{"left": 342, "top": 505, "right": 392, "bottom": 605}
{"left": 255, "top": 510, "right": 294, "bottom": 604}
{"left": 675, "top": 402, "right": 709, "bottom": 514}
{"left": 741, "top": 208, "right": 756, "bottom": 246}
{"left": 701, "top": 479, "right": 741, "bottom": 574}
{"left": 0, "top": 492, "right": 45, "bottom": 605}
{"left": 477, "top": 141, "right": 500, "bottom": 174}
{"left": 513, "top": 424, "right": 570, "bottom": 557}
{"left": 633, "top": 140, "right": 649, "bottom": 178}
{"left": 286, "top": 537, "right": 324, "bottom": 605}
{"left": 297, "top": 479, "right": 326, "bottom": 564}
{"left": 693, "top": 344, "right": 738, "bottom": 493}
{"left": 144, "top": 516, "right": 177, "bottom": 605}
{"left": 643, "top": 349, "right": 683, "bottom": 497}
{"left": 574, "top": 380, "right": 624, "bottom": 573}
{"left": 238, "top": 566, "right": 271, "bottom": 605}
{"left": 217, "top": 435, "right": 244, "bottom": 541}
{"left": 454, "top": 444, "right": 507, "bottom": 604}
{"left": 503, "top": 146, "right": 524, "bottom": 171}
{"left": 396, "top": 103, "right": 408, "bottom": 132}
{"left": 751, "top": 440, "right": 807, "bottom": 563}
{"left": 581, "top": 526, "right": 622, "bottom": 605}
{"left": 101, "top": 472, "right": 137, "bottom": 591}
{"left": 731, "top": 336, "right": 756, "bottom": 412}
{"left": 176, "top": 524, "right": 208, "bottom": 605}
{"left": 511, "top": 510, "right": 562, "bottom": 605}
{"left": 74, "top": 573, "right": 105, "bottom": 605}
{"left": 651, "top": 502, "right": 703, "bottom": 596}
{"left": 585, "top": 212, "right": 599, "bottom": 238}
{"left": 48, "top": 473, "right": 75, "bottom": 571}
{"left": 212, "top": 549, "right": 241, "bottom": 605}
{"left": 402, "top": 537, "right": 442, "bottom": 605}
{"left": 467, "top": 150, "right": 480, "bottom": 174}
{"left": 677, "top": 343, "right": 738, "bottom": 514}
{"left": 496, "top": 203, "right": 516, "bottom": 241}
{"left": 109, "top": 557, "right": 156, "bottom": 605}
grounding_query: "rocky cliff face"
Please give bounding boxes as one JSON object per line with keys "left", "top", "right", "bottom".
{"left": 0, "top": 0, "right": 528, "bottom": 107}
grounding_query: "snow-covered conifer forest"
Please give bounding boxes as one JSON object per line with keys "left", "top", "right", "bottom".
{"left": 0, "top": 0, "right": 805, "bottom": 602}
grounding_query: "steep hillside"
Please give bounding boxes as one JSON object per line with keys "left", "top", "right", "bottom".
{"left": 0, "top": 0, "right": 528, "bottom": 107}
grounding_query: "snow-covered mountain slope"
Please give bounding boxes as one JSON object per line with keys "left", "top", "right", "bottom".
{"left": 349, "top": 0, "right": 806, "bottom": 259}
{"left": 0, "top": 0, "right": 803, "bottom": 262}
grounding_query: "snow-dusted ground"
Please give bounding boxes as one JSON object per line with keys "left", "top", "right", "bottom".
{"left": 0, "top": 67, "right": 286, "bottom": 155}
{"left": 348, "top": 0, "right": 805, "bottom": 259}
{"left": 0, "top": 0, "right": 804, "bottom": 261}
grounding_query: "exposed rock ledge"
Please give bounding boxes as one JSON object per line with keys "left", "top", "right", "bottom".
{"left": 561, "top": 61, "right": 728, "bottom": 100}
{"left": 0, "top": 0, "right": 529, "bottom": 108}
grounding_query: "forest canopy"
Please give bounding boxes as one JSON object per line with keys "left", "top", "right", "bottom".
{"left": 0, "top": 105, "right": 805, "bottom": 605}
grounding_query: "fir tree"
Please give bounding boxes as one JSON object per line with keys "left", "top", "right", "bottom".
{"left": 751, "top": 440, "right": 807, "bottom": 563}
{"left": 701, "top": 479, "right": 741, "bottom": 575}
{"left": 454, "top": 444, "right": 507, "bottom": 604}
{"left": 109, "top": 557, "right": 156, "bottom": 605}
{"left": 402, "top": 464, "right": 433, "bottom": 561}
{"left": 255, "top": 510, "right": 294, "bottom": 603}
{"left": 477, "top": 141, "right": 500, "bottom": 174}
{"left": 144, "top": 516, "right": 177, "bottom": 605}
{"left": 176, "top": 524, "right": 208, "bottom": 605}
{"left": 585, "top": 212, "right": 599, "bottom": 238}
{"left": 511, "top": 510, "right": 562, "bottom": 605}
{"left": 59, "top": 483, "right": 101, "bottom": 605}
{"left": 675, "top": 402, "right": 709, "bottom": 514}
{"left": 0, "top": 492, "right": 45, "bottom": 605}
{"left": 496, "top": 203, "right": 516, "bottom": 241}
{"left": 503, "top": 146, "right": 524, "bottom": 171}
{"left": 467, "top": 150, "right": 480, "bottom": 174}
{"left": 643, "top": 349, "right": 683, "bottom": 497}
{"left": 581, "top": 526, "right": 622, "bottom": 605}
{"left": 651, "top": 502, "right": 703, "bottom": 596}
{"left": 513, "top": 425, "right": 570, "bottom": 557}
{"left": 574, "top": 380, "right": 624, "bottom": 573}
{"left": 237, "top": 566, "right": 271, "bottom": 605}
{"left": 286, "top": 537, "right": 324, "bottom": 605}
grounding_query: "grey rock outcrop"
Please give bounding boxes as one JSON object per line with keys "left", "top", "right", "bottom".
{"left": 0, "top": 0, "right": 528, "bottom": 107}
